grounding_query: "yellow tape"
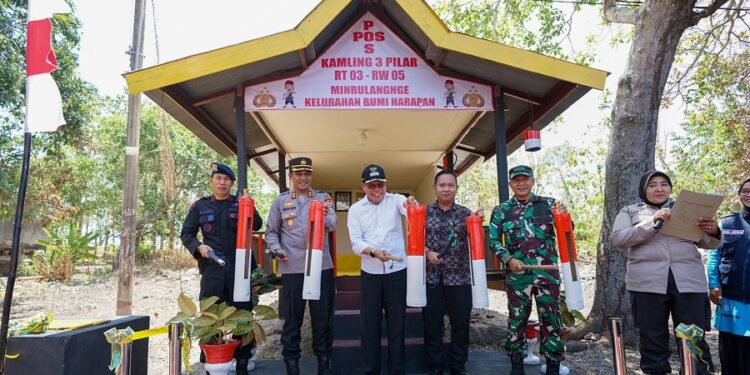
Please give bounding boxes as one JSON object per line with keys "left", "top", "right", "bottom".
{"left": 5, "top": 353, "right": 19, "bottom": 359}
{"left": 131, "top": 326, "right": 168, "bottom": 341}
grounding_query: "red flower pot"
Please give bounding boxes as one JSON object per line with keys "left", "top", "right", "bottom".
{"left": 200, "top": 339, "right": 241, "bottom": 364}
{"left": 561, "top": 328, "right": 571, "bottom": 343}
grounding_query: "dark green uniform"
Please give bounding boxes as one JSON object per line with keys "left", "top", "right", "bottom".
{"left": 489, "top": 193, "right": 564, "bottom": 361}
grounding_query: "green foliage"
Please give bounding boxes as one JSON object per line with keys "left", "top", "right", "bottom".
{"left": 670, "top": 51, "right": 750, "bottom": 215}
{"left": 169, "top": 292, "right": 277, "bottom": 347}
{"left": 34, "top": 222, "right": 99, "bottom": 280}
{"left": 0, "top": 0, "right": 99, "bottom": 219}
{"left": 560, "top": 292, "right": 587, "bottom": 328}
{"left": 429, "top": 0, "right": 598, "bottom": 64}
{"left": 251, "top": 268, "right": 280, "bottom": 306}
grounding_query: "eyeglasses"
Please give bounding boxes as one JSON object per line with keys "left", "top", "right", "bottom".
{"left": 740, "top": 190, "right": 750, "bottom": 196}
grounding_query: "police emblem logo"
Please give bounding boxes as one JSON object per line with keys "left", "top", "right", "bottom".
{"left": 202, "top": 223, "right": 213, "bottom": 232}
{"left": 287, "top": 219, "right": 294, "bottom": 226}
{"left": 301, "top": 159, "right": 307, "bottom": 165}
{"left": 211, "top": 164, "right": 218, "bottom": 171}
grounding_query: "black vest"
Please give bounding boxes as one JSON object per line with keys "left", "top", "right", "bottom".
{"left": 718, "top": 213, "right": 750, "bottom": 304}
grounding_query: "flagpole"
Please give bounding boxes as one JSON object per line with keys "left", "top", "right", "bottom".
{"left": 0, "top": 132, "right": 33, "bottom": 373}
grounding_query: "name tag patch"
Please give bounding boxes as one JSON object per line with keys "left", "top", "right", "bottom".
{"left": 722, "top": 229, "right": 745, "bottom": 235}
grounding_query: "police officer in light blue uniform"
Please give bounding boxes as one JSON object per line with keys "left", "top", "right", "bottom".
{"left": 180, "top": 162, "right": 262, "bottom": 375}
{"left": 266, "top": 157, "right": 337, "bottom": 375}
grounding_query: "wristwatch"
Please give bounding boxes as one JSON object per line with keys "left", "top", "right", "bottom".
{"left": 369, "top": 249, "right": 377, "bottom": 257}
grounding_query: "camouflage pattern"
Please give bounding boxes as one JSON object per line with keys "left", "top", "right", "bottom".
{"left": 489, "top": 193, "right": 564, "bottom": 361}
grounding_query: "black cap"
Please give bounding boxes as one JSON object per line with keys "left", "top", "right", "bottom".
{"left": 361, "top": 164, "right": 387, "bottom": 183}
{"left": 210, "top": 162, "right": 235, "bottom": 181}
{"left": 289, "top": 157, "right": 313, "bottom": 172}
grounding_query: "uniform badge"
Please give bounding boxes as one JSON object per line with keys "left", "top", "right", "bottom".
{"left": 202, "top": 223, "right": 213, "bottom": 232}
{"left": 288, "top": 219, "right": 294, "bottom": 226}
{"left": 230, "top": 213, "right": 236, "bottom": 219}
{"left": 284, "top": 202, "right": 294, "bottom": 206}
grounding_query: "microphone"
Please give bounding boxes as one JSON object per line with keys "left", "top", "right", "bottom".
{"left": 654, "top": 200, "right": 674, "bottom": 230}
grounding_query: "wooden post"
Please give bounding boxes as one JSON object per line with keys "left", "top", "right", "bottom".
{"left": 116, "top": 0, "right": 146, "bottom": 315}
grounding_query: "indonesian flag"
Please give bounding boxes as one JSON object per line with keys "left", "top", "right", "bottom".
{"left": 25, "top": 0, "right": 70, "bottom": 133}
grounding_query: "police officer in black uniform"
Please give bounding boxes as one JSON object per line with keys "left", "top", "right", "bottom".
{"left": 266, "top": 157, "right": 337, "bottom": 375}
{"left": 180, "top": 162, "right": 263, "bottom": 375}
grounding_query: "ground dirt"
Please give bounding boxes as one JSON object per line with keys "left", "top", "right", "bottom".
{"left": 3, "top": 260, "right": 721, "bottom": 374}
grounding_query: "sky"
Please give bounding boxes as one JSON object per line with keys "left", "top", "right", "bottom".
{"left": 72, "top": 0, "right": 684, "bottom": 164}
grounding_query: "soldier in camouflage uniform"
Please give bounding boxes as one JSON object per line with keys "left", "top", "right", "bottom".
{"left": 489, "top": 165, "right": 566, "bottom": 375}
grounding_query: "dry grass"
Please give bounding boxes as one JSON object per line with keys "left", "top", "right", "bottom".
{"left": 151, "top": 249, "right": 196, "bottom": 270}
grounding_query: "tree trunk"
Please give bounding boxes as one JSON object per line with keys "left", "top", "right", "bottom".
{"left": 586, "top": 2, "right": 697, "bottom": 340}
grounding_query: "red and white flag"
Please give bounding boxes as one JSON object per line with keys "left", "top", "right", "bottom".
{"left": 25, "top": 0, "right": 70, "bottom": 133}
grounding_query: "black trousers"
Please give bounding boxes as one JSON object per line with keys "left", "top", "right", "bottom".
{"left": 423, "top": 282, "right": 472, "bottom": 371}
{"left": 719, "top": 331, "right": 750, "bottom": 375}
{"left": 199, "top": 261, "right": 254, "bottom": 360}
{"left": 360, "top": 269, "right": 407, "bottom": 375}
{"left": 630, "top": 271, "right": 714, "bottom": 375}
{"left": 279, "top": 269, "right": 336, "bottom": 359}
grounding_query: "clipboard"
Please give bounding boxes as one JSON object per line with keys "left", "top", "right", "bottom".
{"left": 660, "top": 190, "right": 724, "bottom": 242}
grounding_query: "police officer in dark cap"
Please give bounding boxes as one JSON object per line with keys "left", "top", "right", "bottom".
{"left": 180, "top": 162, "right": 263, "bottom": 375}
{"left": 266, "top": 157, "right": 337, "bottom": 375}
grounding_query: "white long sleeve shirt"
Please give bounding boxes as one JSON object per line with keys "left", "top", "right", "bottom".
{"left": 347, "top": 192, "right": 408, "bottom": 274}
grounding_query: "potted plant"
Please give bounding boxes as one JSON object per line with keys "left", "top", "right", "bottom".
{"left": 169, "top": 292, "right": 277, "bottom": 368}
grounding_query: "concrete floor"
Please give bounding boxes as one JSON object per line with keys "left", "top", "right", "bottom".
{"left": 247, "top": 352, "right": 576, "bottom": 375}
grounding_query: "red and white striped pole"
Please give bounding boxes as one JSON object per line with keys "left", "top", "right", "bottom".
{"left": 466, "top": 214, "right": 488, "bottom": 308}
{"left": 553, "top": 206, "right": 584, "bottom": 310}
{"left": 303, "top": 201, "right": 325, "bottom": 300}
{"left": 233, "top": 191, "right": 254, "bottom": 302}
{"left": 406, "top": 203, "right": 427, "bottom": 307}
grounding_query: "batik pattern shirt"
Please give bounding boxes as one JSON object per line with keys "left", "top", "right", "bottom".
{"left": 425, "top": 202, "right": 473, "bottom": 286}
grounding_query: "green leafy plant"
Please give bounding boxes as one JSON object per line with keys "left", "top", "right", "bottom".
{"left": 560, "top": 291, "right": 587, "bottom": 328}
{"left": 251, "top": 268, "right": 280, "bottom": 305}
{"left": 34, "top": 223, "right": 99, "bottom": 280}
{"left": 169, "top": 293, "right": 277, "bottom": 347}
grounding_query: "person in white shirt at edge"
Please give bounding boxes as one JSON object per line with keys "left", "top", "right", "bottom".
{"left": 348, "top": 164, "right": 418, "bottom": 375}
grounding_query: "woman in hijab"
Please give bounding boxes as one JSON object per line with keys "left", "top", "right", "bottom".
{"left": 611, "top": 170, "right": 720, "bottom": 375}
{"left": 707, "top": 177, "right": 750, "bottom": 375}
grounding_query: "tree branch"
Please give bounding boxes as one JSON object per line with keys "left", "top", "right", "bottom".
{"left": 603, "top": 0, "right": 638, "bottom": 25}
{"left": 692, "top": 0, "right": 731, "bottom": 24}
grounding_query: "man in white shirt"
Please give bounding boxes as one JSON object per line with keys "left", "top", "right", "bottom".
{"left": 348, "top": 164, "right": 416, "bottom": 375}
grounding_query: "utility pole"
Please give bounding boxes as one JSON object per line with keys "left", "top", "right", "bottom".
{"left": 117, "top": 0, "right": 146, "bottom": 315}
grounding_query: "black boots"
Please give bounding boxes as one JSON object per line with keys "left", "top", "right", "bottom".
{"left": 545, "top": 358, "right": 560, "bottom": 375}
{"left": 285, "top": 358, "right": 300, "bottom": 375}
{"left": 317, "top": 355, "right": 332, "bottom": 375}
{"left": 509, "top": 354, "right": 525, "bottom": 375}
{"left": 235, "top": 358, "right": 249, "bottom": 375}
